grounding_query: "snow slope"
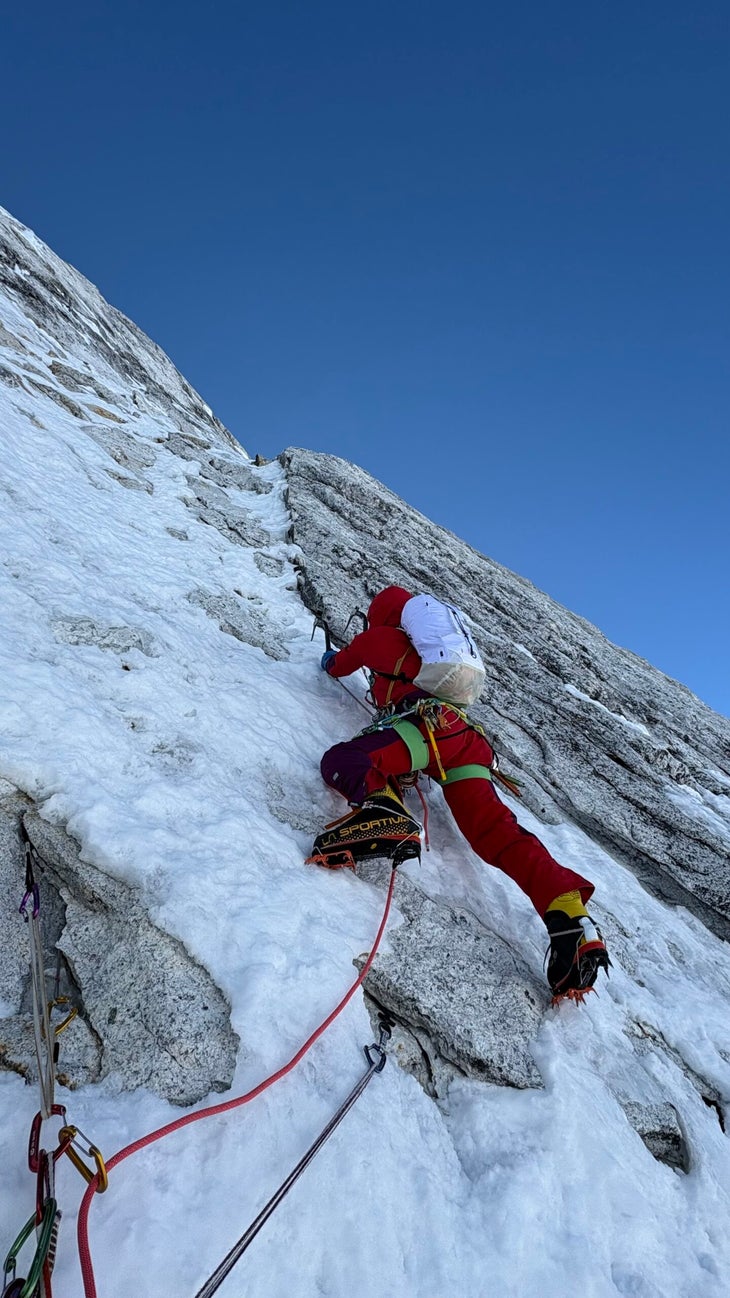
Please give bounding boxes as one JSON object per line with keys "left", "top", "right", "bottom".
{"left": 1, "top": 214, "right": 729, "bottom": 1298}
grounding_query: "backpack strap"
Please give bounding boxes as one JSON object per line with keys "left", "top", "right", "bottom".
{"left": 382, "top": 651, "right": 411, "bottom": 707}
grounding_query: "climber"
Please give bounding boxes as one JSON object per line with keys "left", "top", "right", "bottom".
{"left": 310, "top": 585, "right": 610, "bottom": 1000}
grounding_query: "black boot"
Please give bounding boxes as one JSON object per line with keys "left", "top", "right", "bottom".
{"left": 544, "top": 891, "right": 611, "bottom": 1001}
{"left": 308, "top": 787, "right": 422, "bottom": 870}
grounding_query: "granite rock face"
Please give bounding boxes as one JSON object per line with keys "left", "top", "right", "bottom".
{"left": 356, "top": 862, "right": 545, "bottom": 1094}
{"left": 620, "top": 1101, "right": 690, "bottom": 1172}
{"left": 281, "top": 447, "right": 730, "bottom": 940}
{"left": 1, "top": 807, "right": 239, "bottom": 1105}
{"left": 0, "top": 208, "right": 237, "bottom": 452}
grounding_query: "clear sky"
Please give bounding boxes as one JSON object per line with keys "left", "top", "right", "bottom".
{"left": 3, "top": 1, "right": 728, "bottom": 716}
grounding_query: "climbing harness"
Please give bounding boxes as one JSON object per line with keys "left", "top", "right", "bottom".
{"left": 76, "top": 864, "right": 400, "bottom": 1298}
{"left": 362, "top": 698, "right": 524, "bottom": 801}
{"left": 193, "top": 1011, "right": 395, "bottom": 1298}
{"left": 3, "top": 826, "right": 107, "bottom": 1298}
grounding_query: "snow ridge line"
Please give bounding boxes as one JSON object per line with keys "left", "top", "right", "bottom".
{"left": 76, "top": 866, "right": 399, "bottom": 1297}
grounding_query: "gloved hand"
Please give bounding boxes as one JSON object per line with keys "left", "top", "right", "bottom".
{"left": 321, "top": 649, "right": 337, "bottom": 672}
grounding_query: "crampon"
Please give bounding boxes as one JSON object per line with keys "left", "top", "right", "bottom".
{"left": 550, "top": 984, "right": 599, "bottom": 1007}
{"left": 307, "top": 789, "right": 422, "bottom": 873}
{"left": 306, "top": 838, "right": 421, "bottom": 872}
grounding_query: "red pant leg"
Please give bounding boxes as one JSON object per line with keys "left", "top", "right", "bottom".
{"left": 442, "top": 775, "right": 593, "bottom": 916}
{"left": 322, "top": 710, "right": 594, "bottom": 916}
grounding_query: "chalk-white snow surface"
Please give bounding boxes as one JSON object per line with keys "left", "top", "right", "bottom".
{"left": 1, "top": 273, "right": 729, "bottom": 1298}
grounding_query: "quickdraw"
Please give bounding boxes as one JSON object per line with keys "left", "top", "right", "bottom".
{"left": 193, "top": 1012, "right": 395, "bottom": 1298}
{"left": 76, "top": 864, "right": 401, "bottom": 1298}
{"left": 5, "top": 824, "right": 106, "bottom": 1298}
{"left": 2, "top": 1198, "right": 59, "bottom": 1298}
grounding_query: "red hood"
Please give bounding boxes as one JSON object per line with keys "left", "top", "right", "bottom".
{"left": 367, "top": 585, "right": 412, "bottom": 628}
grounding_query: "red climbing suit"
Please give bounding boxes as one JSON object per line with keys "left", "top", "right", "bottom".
{"left": 322, "top": 585, "right": 593, "bottom": 917}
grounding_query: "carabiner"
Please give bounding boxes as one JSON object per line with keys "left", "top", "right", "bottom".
{"left": 18, "top": 884, "right": 40, "bottom": 921}
{"left": 2, "top": 1199, "right": 57, "bottom": 1298}
{"left": 58, "top": 1126, "right": 108, "bottom": 1193}
{"left": 48, "top": 996, "right": 78, "bottom": 1038}
{"left": 2, "top": 1280, "right": 26, "bottom": 1298}
{"left": 28, "top": 1104, "right": 67, "bottom": 1173}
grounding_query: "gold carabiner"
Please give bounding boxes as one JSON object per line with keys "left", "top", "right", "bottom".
{"left": 58, "top": 1125, "right": 108, "bottom": 1192}
{"left": 49, "top": 995, "right": 78, "bottom": 1038}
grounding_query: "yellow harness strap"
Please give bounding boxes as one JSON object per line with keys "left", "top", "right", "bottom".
{"left": 384, "top": 652, "right": 409, "bottom": 707}
{"left": 422, "top": 715, "right": 447, "bottom": 781}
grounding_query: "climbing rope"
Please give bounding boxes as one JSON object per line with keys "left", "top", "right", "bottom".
{"left": 193, "top": 1011, "right": 395, "bottom": 1298}
{"left": 76, "top": 863, "right": 400, "bottom": 1298}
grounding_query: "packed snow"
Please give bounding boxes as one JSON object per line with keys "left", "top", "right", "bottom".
{"left": 1, "top": 275, "right": 729, "bottom": 1298}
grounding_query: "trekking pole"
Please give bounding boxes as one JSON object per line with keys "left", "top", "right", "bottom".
{"left": 193, "top": 1012, "right": 395, "bottom": 1298}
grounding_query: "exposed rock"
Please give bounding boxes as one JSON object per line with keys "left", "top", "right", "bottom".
{"left": 621, "top": 1101, "right": 690, "bottom": 1172}
{"left": 51, "top": 616, "right": 158, "bottom": 658}
{"left": 83, "top": 423, "right": 157, "bottom": 475}
{"left": 356, "top": 862, "right": 545, "bottom": 1092}
{"left": 0, "top": 1013, "right": 102, "bottom": 1092}
{"left": 0, "top": 207, "right": 241, "bottom": 455}
{"left": 625, "top": 1018, "right": 728, "bottom": 1125}
{"left": 164, "top": 429, "right": 214, "bottom": 461}
{"left": 48, "top": 362, "right": 122, "bottom": 410}
{"left": 281, "top": 447, "right": 730, "bottom": 940}
{"left": 0, "top": 785, "right": 35, "bottom": 1011}
{"left": 86, "top": 403, "right": 125, "bottom": 423}
{"left": 103, "top": 468, "right": 154, "bottom": 493}
{"left": 24, "top": 379, "right": 86, "bottom": 419}
{"left": 1, "top": 789, "right": 107, "bottom": 1088}
{"left": 186, "top": 587, "right": 289, "bottom": 661}
{"left": 185, "top": 477, "right": 272, "bottom": 548}
{"left": 254, "top": 552, "right": 285, "bottom": 578}
{"left": 11, "top": 812, "right": 240, "bottom": 1105}
{"left": 201, "top": 456, "right": 273, "bottom": 494}
{"left": 0, "top": 362, "right": 23, "bottom": 388}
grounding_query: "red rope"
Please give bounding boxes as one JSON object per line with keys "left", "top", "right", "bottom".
{"left": 76, "top": 867, "right": 398, "bottom": 1297}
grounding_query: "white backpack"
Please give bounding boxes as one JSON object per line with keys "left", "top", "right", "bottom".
{"left": 400, "top": 593, "right": 485, "bottom": 707}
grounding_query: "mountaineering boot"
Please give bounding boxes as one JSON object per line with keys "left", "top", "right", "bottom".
{"left": 308, "top": 785, "right": 422, "bottom": 870}
{"left": 544, "top": 890, "right": 610, "bottom": 1001}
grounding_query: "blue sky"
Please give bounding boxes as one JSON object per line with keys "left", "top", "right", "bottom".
{"left": 3, "top": 1, "right": 728, "bottom": 715}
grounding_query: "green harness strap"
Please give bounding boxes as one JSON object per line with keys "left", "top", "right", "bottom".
{"left": 389, "top": 717, "right": 431, "bottom": 770}
{"left": 390, "top": 719, "right": 494, "bottom": 788}
{"left": 441, "top": 763, "right": 493, "bottom": 785}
